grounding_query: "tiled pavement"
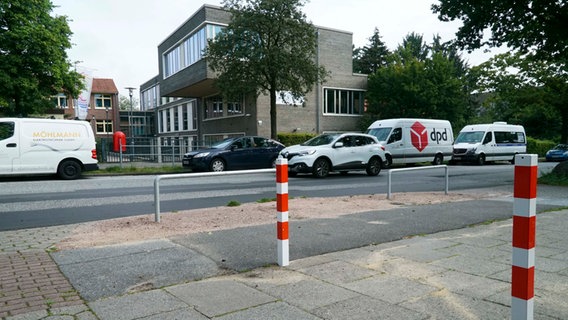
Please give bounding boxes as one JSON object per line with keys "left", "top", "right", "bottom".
{"left": 0, "top": 225, "right": 90, "bottom": 319}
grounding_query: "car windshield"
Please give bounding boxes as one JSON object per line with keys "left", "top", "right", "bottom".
{"left": 455, "top": 131, "right": 484, "bottom": 143}
{"left": 554, "top": 144, "right": 568, "bottom": 150}
{"left": 365, "top": 127, "right": 391, "bottom": 142}
{"left": 211, "top": 138, "right": 236, "bottom": 149}
{"left": 301, "top": 134, "right": 340, "bottom": 146}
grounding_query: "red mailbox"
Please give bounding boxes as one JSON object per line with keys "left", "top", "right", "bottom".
{"left": 113, "top": 131, "right": 126, "bottom": 152}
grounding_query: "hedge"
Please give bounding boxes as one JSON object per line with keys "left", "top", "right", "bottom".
{"left": 527, "top": 137, "right": 556, "bottom": 157}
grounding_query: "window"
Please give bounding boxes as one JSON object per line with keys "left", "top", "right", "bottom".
{"left": 495, "top": 131, "right": 525, "bottom": 144}
{"left": 51, "top": 94, "right": 68, "bottom": 108}
{"left": 204, "top": 95, "right": 244, "bottom": 119}
{"left": 0, "top": 122, "right": 15, "bottom": 140}
{"left": 95, "top": 94, "right": 112, "bottom": 109}
{"left": 158, "top": 102, "right": 197, "bottom": 134}
{"left": 95, "top": 120, "right": 113, "bottom": 134}
{"left": 227, "top": 101, "right": 243, "bottom": 115}
{"left": 164, "top": 25, "right": 221, "bottom": 78}
{"left": 323, "top": 88, "right": 365, "bottom": 115}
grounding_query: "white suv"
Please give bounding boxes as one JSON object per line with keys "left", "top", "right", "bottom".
{"left": 280, "top": 133, "right": 387, "bottom": 178}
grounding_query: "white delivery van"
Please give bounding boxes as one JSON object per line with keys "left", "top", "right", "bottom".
{"left": 0, "top": 118, "right": 99, "bottom": 179}
{"left": 452, "top": 122, "right": 526, "bottom": 165}
{"left": 365, "top": 118, "right": 454, "bottom": 167}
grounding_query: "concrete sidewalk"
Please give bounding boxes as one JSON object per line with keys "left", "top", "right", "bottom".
{"left": 1, "top": 190, "right": 568, "bottom": 319}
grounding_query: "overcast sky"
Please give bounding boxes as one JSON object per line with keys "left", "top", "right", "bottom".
{"left": 51, "top": 0, "right": 499, "bottom": 101}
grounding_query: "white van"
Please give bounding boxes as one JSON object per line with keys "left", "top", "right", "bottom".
{"left": 0, "top": 118, "right": 99, "bottom": 179}
{"left": 452, "top": 122, "right": 526, "bottom": 165}
{"left": 365, "top": 118, "right": 454, "bottom": 167}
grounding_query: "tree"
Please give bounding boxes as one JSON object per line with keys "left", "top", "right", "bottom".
{"left": 364, "top": 34, "right": 470, "bottom": 130}
{"left": 119, "top": 95, "right": 140, "bottom": 111}
{"left": 432, "top": 0, "right": 568, "bottom": 62}
{"left": 206, "top": 0, "right": 327, "bottom": 139}
{"left": 394, "top": 32, "right": 429, "bottom": 63}
{"left": 0, "top": 0, "right": 83, "bottom": 116}
{"left": 353, "top": 27, "right": 390, "bottom": 74}
{"left": 474, "top": 52, "right": 568, "bottom": 142}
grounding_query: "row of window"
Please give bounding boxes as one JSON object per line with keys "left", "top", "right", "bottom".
{"left": 156, "top": 88, "right": 363, "bottom": 134}
{"left": 158, "top": 102, "right": 197, "bottom": 134}
{"left": 52, "top": 94, "right": 114, "bottom": 109}
{"left": 163, "top": 24, "right": 224, "bottom": 78}
{"left": 203, "top": 96, "right": 243, "bottom": 119}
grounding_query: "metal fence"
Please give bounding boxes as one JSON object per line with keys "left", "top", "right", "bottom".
{"left": 96, "top": 137, "right": 207, "bottom": 165}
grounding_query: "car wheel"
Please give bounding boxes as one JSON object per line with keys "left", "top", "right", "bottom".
{"left": 477, "top": 154, "right": 486, "bottom": 166}
{"left": 210, "top": 158, "right": 226, "bottom": 172}
{"left": 312, "top": 158, "right": 330, "bottom": 178}
{"left": 366, "top": 157, "right": 382, "bottom": 176}
{"left": 57, "top": 160, "right": 82, "bottom": 180}
{"left": 432, "top": 154, "right": 443, "bottom": 166}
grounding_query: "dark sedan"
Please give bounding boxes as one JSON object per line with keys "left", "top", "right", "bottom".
{"left": 182, "top": 136, "right": 285, "bottom": 172}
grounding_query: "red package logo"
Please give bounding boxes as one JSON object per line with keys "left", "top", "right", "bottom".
{"left": 410, "top": 121, "right": 428, "bottom": 152}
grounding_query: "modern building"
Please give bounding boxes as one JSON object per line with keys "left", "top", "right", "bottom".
{"left": 140, "top": 4, "right": 367, "bottom": 148}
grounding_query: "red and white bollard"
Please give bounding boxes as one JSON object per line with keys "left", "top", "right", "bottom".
{"left": 512, "top": 154, "right": 538, "bottom": 320}
{"left": 276, "top": 157, "right": 289, "bottom": 266}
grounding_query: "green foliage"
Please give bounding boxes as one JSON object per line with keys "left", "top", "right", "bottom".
{"left": 207, "top": 0, "right": 328, "bottom": 140}
{"left": 474, "top": 52, "right": 568, "bottom": 142}
{"left": 277, "top": 132, "right": 316, "bottom": 146}
{"left": 538, "top": 171, "right": 568, "bottom": 186}
{"left": 353, "top": 27, "right": 390, "bottom": 74}
{"left": 365, "top": 34, "right": 470, "bottom": 129}
{"left": 256, "top": 198, "right": 276, "bottom": 203}
{"left": 526, "top": 137, "right": 557, "bottom": 157}
{"left": 227, "top": 200, "right": 241, "bottom": 207}
{"left": 0, "top": 0, "right": 83, "bottom": 116}
{"left": 432, "top": 0, "right": 568, "bottom": 62}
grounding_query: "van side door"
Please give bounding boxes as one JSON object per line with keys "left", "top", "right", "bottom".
{"left": 386, "top": 127, "right": 404, "bottom": 163}
{"left": 0, "top": 121, "right": 18, "bottom": 174}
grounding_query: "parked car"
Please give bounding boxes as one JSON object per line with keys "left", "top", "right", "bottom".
{"left": 546, "top": 144, "right": 568, "bottom": 162}
{"left": 280, "top": 132, "right": 386, "bottom": 178}
{"left": 182, "top": 136, "right": 285, "bottom": 172}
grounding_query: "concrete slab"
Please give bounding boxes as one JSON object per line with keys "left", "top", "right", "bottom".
{"left": 424, "top": 270, "right": 510, "bottom": 299}
{"left": 296, "top": 260, "right": 377, "bottom": 284}
{"left": 165, "top": 279, "right": 276, "bottom": 318}
{"left": 263, "top": 279, "right": 360, "bottom": 311}
{"left": 88, "top": 290, "right": 189, "bottom": 320}
{"left": 53, "top": 240, "right": 221, "bottom": 301}
{"left": 215, "top": 302, "right": 321, "bottom": 320}
{"left": 344, "top": 274, "right": 438, "bottom": 305}
{"left": 311, "top": 296, "right": 426, "bottom": 320}
{"left": 400, "top": 291, "right": 510, "bottom": 319}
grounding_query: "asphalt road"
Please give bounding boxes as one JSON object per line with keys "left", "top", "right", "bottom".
{"left": 0, "top": 162, "right": 558, "bottom": 231}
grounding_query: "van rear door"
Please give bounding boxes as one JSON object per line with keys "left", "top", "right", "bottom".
{"left": 0, "top": 120, "right": 18, "bottom": 174}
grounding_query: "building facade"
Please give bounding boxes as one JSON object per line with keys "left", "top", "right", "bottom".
{"left": 52, "top": 78, "right": 120, "bottom": 140}
{"left": 140, "top": 4, "right": 367, "bottom": 148}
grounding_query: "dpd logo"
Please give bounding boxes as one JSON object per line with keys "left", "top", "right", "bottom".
{"left": 410, "top": 121, "right": 428, "bottom": 152}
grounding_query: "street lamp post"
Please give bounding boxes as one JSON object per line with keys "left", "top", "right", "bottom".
{"left": 125, "top": 87, "right": 136, "bottom": 162}
{"left": 125, "top": 87, "right": 136, "bottom": 139}
{"left": 104, "top": 105, "right": 109, "bottom": 162}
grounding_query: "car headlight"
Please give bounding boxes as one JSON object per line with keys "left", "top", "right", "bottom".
{"left": 194, "top": 152, "right": 210, "bottom": 158}
{"left": 466, "top": 148, "right": 476, "bottom": 155}
{"left": 299, "top": 149, "right": 317, "bottom": 156}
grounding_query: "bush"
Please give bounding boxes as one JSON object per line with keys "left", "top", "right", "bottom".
{"left": 277, "top": 133, "right": 317, "bottom": 146}
{"left": 526, "top": 137, "right": 556, "bottom": 157}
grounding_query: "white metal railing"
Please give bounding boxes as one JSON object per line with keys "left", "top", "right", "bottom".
{"left": 387, "top": 165, "right": 449, "bottom": 199}
{"left": 153, "top": 169, "right": 276, "bottom": 222}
